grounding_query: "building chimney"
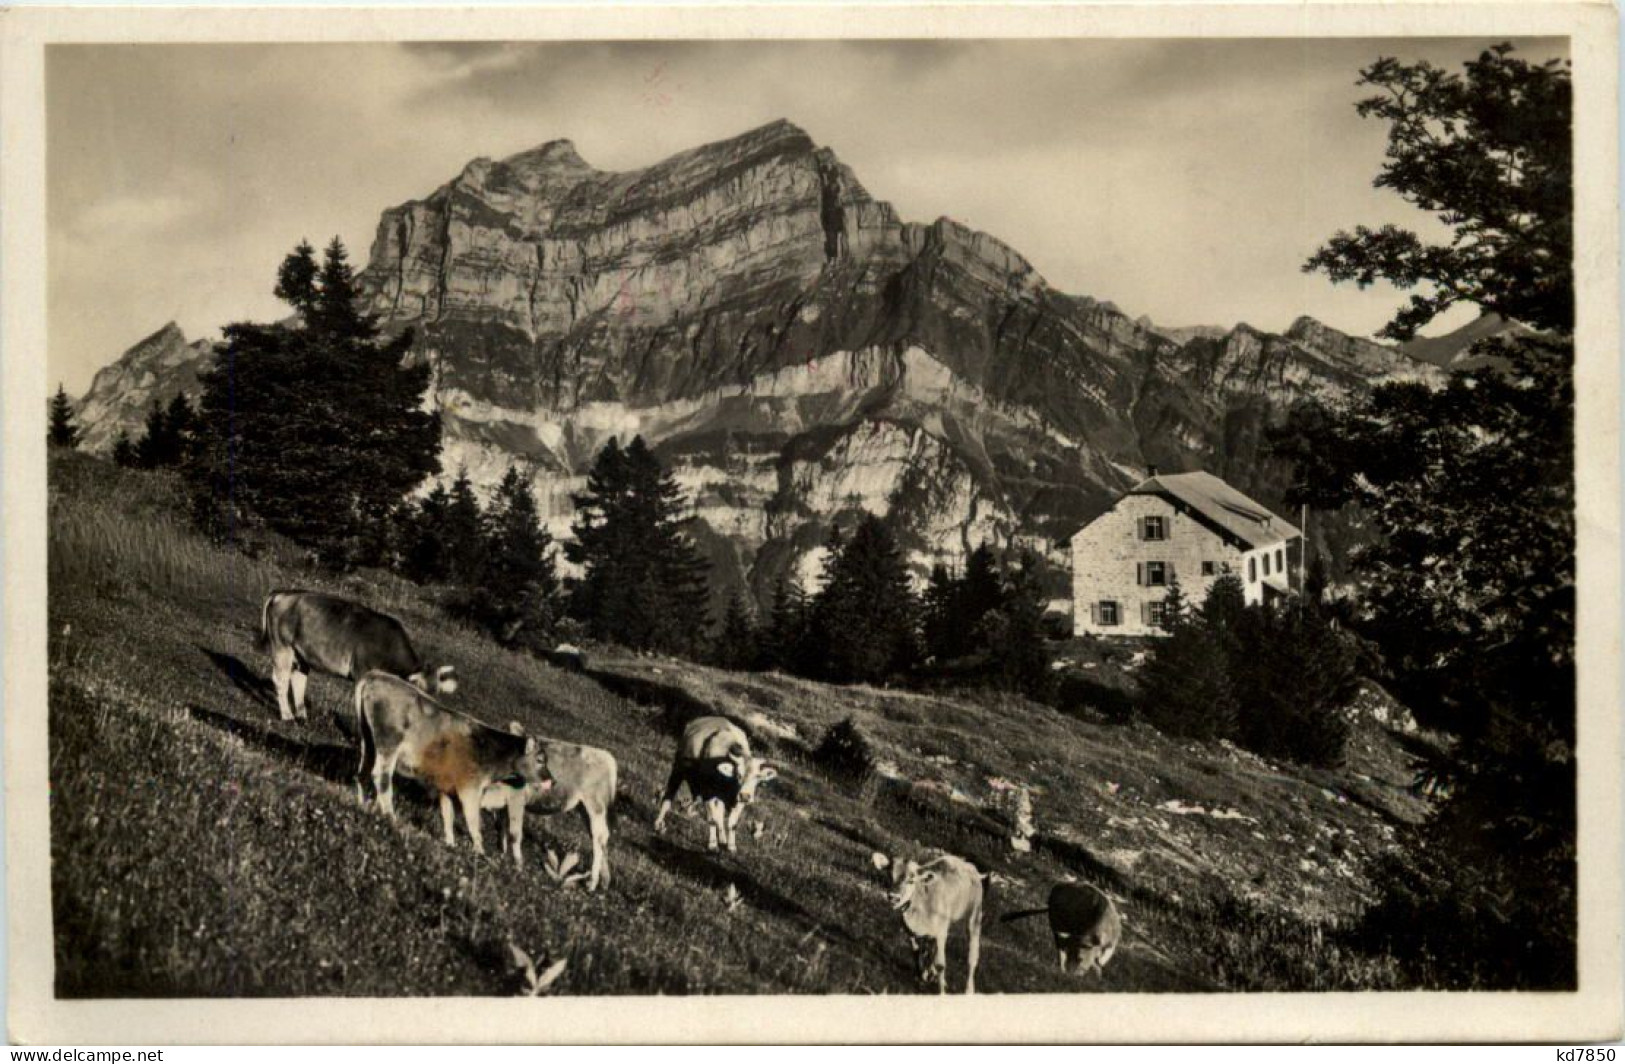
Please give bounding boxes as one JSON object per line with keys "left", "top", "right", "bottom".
{"left": 1147, "top": 464, "right": 1159, "bottom": 477}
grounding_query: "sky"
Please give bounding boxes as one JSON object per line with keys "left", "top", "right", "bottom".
{"left": 47, "top": 37, "right": 1565, "bottom": 394}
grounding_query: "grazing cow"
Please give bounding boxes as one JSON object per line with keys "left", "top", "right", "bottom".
{"left": 872, "top": 851, "right": 985, "bottom": 994}
{"left": 353, "top": 672, "right": 547, "bottom": 857}
{"left": 1000, "top": 881, "right": 1123, "bottom": 978}
{"left": 260, "top": 589, "right": 456, "bottom": 722}
{"left": 653, "top": 716, "right": 777, "bottom": 852}
{"left": 486, "top": 727, "right": 619, "bottom": 892}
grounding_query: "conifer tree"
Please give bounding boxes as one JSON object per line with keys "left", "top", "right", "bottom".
{"left": 443, "top": 468, "right": 489, "bottom": 586}
{"left": 111, "top": 430, "right": 137, "bottom": 468}
{"left": 1136, "top": 604, "right": 1239, "bottom": 742}
{"left": 808, "top": 512, "right": 920, "bottom": 684}
{"left": 566, "top": 436, "right": 711, "bottom": 655}
{"left": 990, "top": 550, "right": 1054, "bottom": 700}
{"left": 48, "top": 384, "right": 79, "bottom": 449}
{"left": 187, "top": 236, "right": 439, "bottom": 566}
{"left": 400, "top": 483, "right": 452, "bottom": 584}
{"left": 713, "top": 591, "right": 759, "bottom": 671}
{"left": 921, "top": 563, "right": 962, "bottom": 663}
{"left": 466, "top": 465, "right": 561, "bottom": 648}
{"left": 759, "top": 576, "right": 811, "bottom": 672}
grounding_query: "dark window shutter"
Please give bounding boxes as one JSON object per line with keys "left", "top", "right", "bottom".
{"left": 1136, "top": 562, "right": 1144, "bottom": 586}
{"left": 1167, "top": 561, "right": 1176, "bottom": 581}
{"left": 1090, "top": 602, "right": 1099, "bottom": 625}
{"left": 1136, "top": 516, "right": 1146, "bottom": 540}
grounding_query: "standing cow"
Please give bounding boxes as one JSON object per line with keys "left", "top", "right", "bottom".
{"left": 1000, "top": 881, "right": 1123, "bottom": 978}
{"left": 872, "top": 851, "right": 985, "bottom": 994}
{"left": 486, "top": 727, "right": 619, "bottom": 892}
{"left": 353, "top": 672, "right": 547, "bottom": 858}
{"left": 260, "top": 589, "right": 456, "bottom": 722}
{"left": 653, "top": 716, "right": 777, "bottom": 852}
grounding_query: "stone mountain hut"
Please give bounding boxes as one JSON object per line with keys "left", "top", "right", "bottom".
{"left": 1070, "top": 470, "right": 1302, "bottom": 637}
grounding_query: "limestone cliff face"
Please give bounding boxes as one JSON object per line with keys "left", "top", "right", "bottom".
{"left": 82, "top": 120, "right": 1438, "bottom": 601}
{"left": 74, "top": 323, "right": 215, "bottom": 454}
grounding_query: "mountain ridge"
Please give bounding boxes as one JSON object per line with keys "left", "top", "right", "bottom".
{"left": 75, "top": 119, "right": 1442, "bottom": 601}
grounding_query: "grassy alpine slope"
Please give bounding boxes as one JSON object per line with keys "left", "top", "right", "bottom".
{"left": 48, "top": 453, "right": 1426, "bottom": 995}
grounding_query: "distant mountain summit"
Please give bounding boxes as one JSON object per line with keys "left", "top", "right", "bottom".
{"left": 74, "top": 322, "right": 215, "bottom": 454}
{"left": 80, "top": 120, "right": 1441, "bottom": 598}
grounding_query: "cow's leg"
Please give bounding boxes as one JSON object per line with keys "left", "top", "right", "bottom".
{"left": 725, "top": 803, "right": 746, "bottom": 852}
{"left": 271, "top": 646, "right": 296, "bottom": 721}
{"left": 705, "top": 798, "right": 727, "bottom": 852}
{"left": 653, "top": 768, "right": 684, "bottom": 833}
{"left": 440, "top": 793, "right": 458, "bottom": 846}
{"left": 457, "top": 786, "right": 486, "bottom": 854}
{"left": 506, "top": 790, "right": 526, "bottom": 866}
{"left": 354, "top": 719, "right": 374, "bottom": 805}
{"left": 1057, "top": 949, "right": 1069, "bottom": 972}
{"left": 373, "top": 755, "right": 398, "bottom": 819}
{"left": 965, "top": 918, "right": 981, "bottom": 995}
{"left": 584, "top": 801, "right": 611, "bottom": 891}
{"left": 289, "top": 665, "right": 310, "bottom": 721}
{"left": 934, "top": 934, "right": 948, "bottom": 995}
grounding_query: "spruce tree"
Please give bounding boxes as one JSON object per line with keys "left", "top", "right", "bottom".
{"left": 713, "top": 591, "right": 759, "bottom": 671}
{"left": 1137, "top": 607, "right": 1239, "bottom": 742}
{"left": 187, "top": 237, "right": 439, "bottom": 565}
{"left": 921, "top": 563, "right": 962, "bottom": 663}
{"left": 566, "top": 436, "right": 711, "bottom": 655}
{"left": 443, "top": 468, "right": 489, "bottom": 585}
{"left": 809, "top": 512, "right": 920, "bottom": 684}
{"left": 759, "top": 576, "right": 811, "bottom": 673}
{"left": 48, "top": 384, "right": 79, "bottom": 449}
{"left": 111, "top": 431, "right": 137, "bottom": 468}
{"left": 466, "top": 464, "right": 561, "bottom": 648}
{"left": 991, "top": 550, "right": 1054, "bottom": 700}
{"left": 400, "top": 483, "right": 452, "bottom": 584}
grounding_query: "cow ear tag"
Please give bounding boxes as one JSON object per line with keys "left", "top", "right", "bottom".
{"left": 716, "top": 761, "right": 737, "bottom": 778}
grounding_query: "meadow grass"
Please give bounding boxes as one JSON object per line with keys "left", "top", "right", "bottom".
{"left": 46, "top": 452, "right": 1413, "bottom": 995}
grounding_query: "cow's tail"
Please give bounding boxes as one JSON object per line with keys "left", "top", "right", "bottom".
{"left": 998, "top": 907, "right": 1050, "bottom": 925}
{"left": 354, "top": 677, "right": 377, "bottom": 785}
{"left": 255, "top": 592, "right": 277, "bottom": 653}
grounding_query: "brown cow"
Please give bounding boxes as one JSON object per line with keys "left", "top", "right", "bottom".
{"left": 1000, "top": 881, "right": 1123, "bottom": 977}
{"left": 260, "top": 590, "right": 456, "bottom": 722}
{"left": 353, "top": 672, "right": 545, "bottom": 857}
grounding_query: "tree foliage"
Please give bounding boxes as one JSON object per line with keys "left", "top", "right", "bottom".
{"left": 187, "top": 238, "right": 440, "bottom": 566}
{"left": 49, "top": 384, "right": 79, "bottom": 449}
{"left": 1283, "top": 42, "right": 1575, "bottom": 988}
{"left": 806, "top": 513, "right": 920, "bottom": 685}
{"left": 1304, "top": 44, "right": 1572, "bottom": 340}
{"left": 566, "top": 436, "right": 711, "bottom": 655}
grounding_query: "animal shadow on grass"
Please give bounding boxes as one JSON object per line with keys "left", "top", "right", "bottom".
{"left": 186, "top": 703, "right": 358, "bottom": 788}
{"left": 199, "top": 647, "right": 276, "bottom": 709}
{"left": 635, "top": 835, "right": 901, "bottom": 973}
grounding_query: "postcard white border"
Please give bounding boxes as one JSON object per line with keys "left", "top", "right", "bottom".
{"left": 3, "top": 2, "right": 1619, "bottom": 1044}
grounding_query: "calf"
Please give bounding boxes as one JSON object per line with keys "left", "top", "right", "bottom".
{"left": 1000, "top": 881, "right": 1123, "bottom": 977}
{"left": 872, "top": 851, "right": 984, "bottom": 994}
{"left": 653, "top": 716, "right": 777, "bottom": 852}
{"left": 485, "top": 728, "right": 618, "bottom": 892}
{"left": 353, "top": 671, "right": 546, "bottom": 857}
{"left": 260, "top": 589, "right": 456, "bottom": 722}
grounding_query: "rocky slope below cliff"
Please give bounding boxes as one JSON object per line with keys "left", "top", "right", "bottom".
{"left": 78, "top": 120, "right": 1440, "bottom": 604}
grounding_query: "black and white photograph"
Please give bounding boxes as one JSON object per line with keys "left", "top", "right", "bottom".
{"left": 3, "top": 2, "right": 1619, "bottom": 1045}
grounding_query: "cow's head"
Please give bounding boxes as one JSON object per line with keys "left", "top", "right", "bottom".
{"left": 715, "top": 744, "right": 776, "bottom": 805}
{"left": 871, "top": 852, "right": 928, "bottom": 908}
{"left": 407, "top": 665, "right": 458, "bottom": 697}
{"left": 1054, "top": 931, "right": 1109, "bottom": 977}
{"left": 503, "top": 723, "right": 552, "bottom": 796}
